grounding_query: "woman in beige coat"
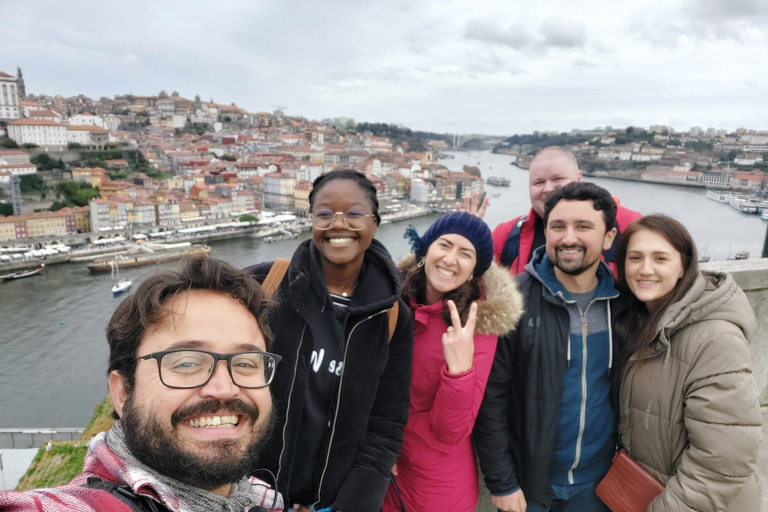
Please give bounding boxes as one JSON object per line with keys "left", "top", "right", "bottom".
{"left": 613, "top": 214, "right": 762, "bottom": 512}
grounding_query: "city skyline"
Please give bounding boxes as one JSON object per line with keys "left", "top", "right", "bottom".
{"left": 2, "top": 0, "right": 768, "bottom": 136}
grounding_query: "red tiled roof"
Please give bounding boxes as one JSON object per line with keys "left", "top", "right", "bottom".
{"left": 67, "top": 125, "right": 108, "bottom": 133}
{"left": 29, "top": 110, "right": 62, "bottom": 118}
{"left": 8, "top": 119, "right": 63, "bottom": 126}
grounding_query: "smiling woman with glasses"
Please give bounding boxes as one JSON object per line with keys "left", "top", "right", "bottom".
{"left": 247, "top": 169, "right": 413, "bottom": 512}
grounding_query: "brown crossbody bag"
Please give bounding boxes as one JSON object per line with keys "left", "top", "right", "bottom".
{"left": 596, "top": 448, "right": 665, "bottom": 512}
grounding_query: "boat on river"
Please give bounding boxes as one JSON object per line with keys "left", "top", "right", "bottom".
{"left": 1, "top": 264, "right": 45, "bottom": 281}
{"left": 486, "top": 176, "right": 511, "bottom": 186}
{"left": 110, "top": 259, "right": 133, "bottom": 296}
{"left": 87, "top": 245, "right": 211, "bottom": 274}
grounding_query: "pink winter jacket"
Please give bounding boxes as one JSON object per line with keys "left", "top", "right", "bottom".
{"left": 382, "top": 258, "right": 523, "bottom": 512}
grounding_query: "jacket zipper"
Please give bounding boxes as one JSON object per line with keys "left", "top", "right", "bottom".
{"left": 313, "top": 309, "right": 390, "bottom": 508}
{"left": 568, "top": 306, "right": 590, "bottom": 484}
{"left": 277, "top": 321, "right": 308, "bottom": 485}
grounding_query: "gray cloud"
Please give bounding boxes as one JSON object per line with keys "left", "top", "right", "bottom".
{"left": 465, "top": 16, "right": 590, "bottom": 53}
{"left": 464, "top": 19, "right": 535, "bottom": 49}
{"left": 632, "top": 0, "right": 768, "bottom": 46}
{"left": 539, "top": 17, "right": 588, "bottom": 48}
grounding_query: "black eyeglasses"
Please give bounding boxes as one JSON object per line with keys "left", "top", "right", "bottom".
{"left": 136, "top": 349, "right": 283, "bottom": 389}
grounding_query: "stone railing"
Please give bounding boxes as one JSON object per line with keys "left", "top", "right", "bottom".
{"left": 702, "top": 258, "right": 768, "bottom": 405}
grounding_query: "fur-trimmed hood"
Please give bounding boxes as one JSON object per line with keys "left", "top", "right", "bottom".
{"left": 398, "top": 253, "right": 524, "bottom": 336}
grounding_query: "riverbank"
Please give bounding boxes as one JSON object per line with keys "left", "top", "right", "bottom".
{"left": 583, "top": 171, "right": 707, "bottom": 189}
{"left": 0, "top": 206, "right": 431, "bottom": 272}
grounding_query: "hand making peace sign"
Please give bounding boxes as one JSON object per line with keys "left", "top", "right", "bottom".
{"left": 442, "top": 300, "right": 478, "bottom": 375}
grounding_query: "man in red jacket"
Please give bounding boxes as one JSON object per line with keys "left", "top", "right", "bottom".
{"left": 461, "top": 146, "right": 641, "bottom": 275}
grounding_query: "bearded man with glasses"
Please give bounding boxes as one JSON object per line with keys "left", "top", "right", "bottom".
{"left": 0, "top": 255, "right": 284, "bottom": 512}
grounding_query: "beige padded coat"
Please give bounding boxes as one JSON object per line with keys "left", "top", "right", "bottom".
{"left": 619, "top": 271, "right": 762, "bottom": 512}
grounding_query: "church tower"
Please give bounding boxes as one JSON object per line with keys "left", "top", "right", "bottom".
{"left": 16, "top": 66, "right": 26, "bottom": 98}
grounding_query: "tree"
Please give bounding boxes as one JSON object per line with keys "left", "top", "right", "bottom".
{"left": 21, "top": 143, "right": 38, "bottom": 150}
{"left": 48, "top": 200, "right": 68, "bottom": 211}
{"left": 55, "top": 181, "right": 81, "bottom": 198}
{"left": 20, "top": 174, "right": 48, "bottom": 195}
{"left": 1, "top": 138, "right": 19, "bottom": 148}
{"left": 463, "top": 165, "right": 482, "bottom": 178}
{"left": 68, "top": 143, "right": 84, "bottom": 150}
{"left": 221, "top": 154, "right": 237, "bottom": 161}
{"left": 73, "top": 188, "right": 99, "bottom": 207}
{"left": 31, "top": 153, "right": 62, "bottom": 171}
{"left": 239, "top": 214, "right": 258, "bottom": 223}
{"left": 0, "top": 202, "right": 13, "bottom": 216}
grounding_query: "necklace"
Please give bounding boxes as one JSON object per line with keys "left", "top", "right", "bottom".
{"left": 327, "top": 282, "right": 358, "bottom": 297}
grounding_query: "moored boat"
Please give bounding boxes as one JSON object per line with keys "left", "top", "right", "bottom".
{"left": 87, "top": 245, "right": 211, "bottom": 274}
{"left": 486, "top": 176, "right": 511, "bottom": 186}
{"left": 1, "top": 264, "right": 45, "bottom": 281}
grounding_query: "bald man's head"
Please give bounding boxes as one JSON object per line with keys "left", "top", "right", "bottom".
{"left": 528, "top": 146, "right": 582, "bottom": 217}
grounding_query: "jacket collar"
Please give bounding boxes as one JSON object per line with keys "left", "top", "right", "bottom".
{"left": 526, "top": 246, "right": 618, "bottom": 303}
{"left": 287, "top": 238, "right": 402, "bottom": 316}
{"left": 648, "top": 271, "right": 756, "bottom": 355}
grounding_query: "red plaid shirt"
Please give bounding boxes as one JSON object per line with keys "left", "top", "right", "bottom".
{"left": 0, "top": 431, "right": 283, "bottom": 512}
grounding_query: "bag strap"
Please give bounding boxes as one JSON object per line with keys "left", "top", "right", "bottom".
{"left": 84, "top": 477, "right": 167, "bottom": 512}
{"left": 387, "top": 301, "right": 399, "bottom": 343}
{"left": 261, "top": 258, "right": 290, "bottom": 297}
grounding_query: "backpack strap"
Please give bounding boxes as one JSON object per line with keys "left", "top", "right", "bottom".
{"left": 261, "top": 258, "right": 290, "bottom": 297}
{"left": 83, "top": 477, "right": 167, "bottom": 512}
{"left": 500, "top": 215, "right": 526, "bottom": 268}
{"left": 387, "top": 301, "right": 399, "bottom": 343}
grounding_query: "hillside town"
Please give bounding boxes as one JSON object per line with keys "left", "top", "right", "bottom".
{"left": 2, "top": 66, "right": 768, "bottom": 246}
{"left": 0, "top": 68, "right": 483, "bottom": 245}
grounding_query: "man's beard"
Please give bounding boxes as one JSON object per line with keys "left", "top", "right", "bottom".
{"left": 121, "top": 395, "right": 274, "bottom": 491}
{"left": 552, "top": 243, "right": 599, "bottom": 276}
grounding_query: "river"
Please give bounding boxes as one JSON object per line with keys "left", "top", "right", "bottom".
{"left": 1, "top": 150, "right": 764, "bottom": 428}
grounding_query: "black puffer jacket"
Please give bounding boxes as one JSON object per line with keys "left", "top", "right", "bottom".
{"left": 248, "top": 239, "right": 413, "bottom": 512}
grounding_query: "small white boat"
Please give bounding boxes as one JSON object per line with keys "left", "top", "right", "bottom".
{"left": 110, "top": 259, "right": 133, "bottom": 296}
{"left": 112, "top": 279, "right": 133, "bottom": 295}
{"left": 761, "top": 210, "right": 768, "bottom": 220}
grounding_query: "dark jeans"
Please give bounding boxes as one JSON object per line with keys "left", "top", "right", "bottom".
{"left": 510, "top": 479, "right": 609, "bottom": 512}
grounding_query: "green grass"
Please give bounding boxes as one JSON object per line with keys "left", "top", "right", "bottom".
{"left": 15, "top": 396, "right": 116, "bottom": 491}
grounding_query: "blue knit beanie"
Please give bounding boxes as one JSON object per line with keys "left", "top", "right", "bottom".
{"left": 404, "top": 211, "right": 494, "bottom": 277}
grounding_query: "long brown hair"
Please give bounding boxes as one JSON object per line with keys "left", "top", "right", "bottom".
{"left": 401, "top": 260, "right": 485, "bottom": 327}
{"left": 615, "top": 215, "right": 699, "bottom": 360}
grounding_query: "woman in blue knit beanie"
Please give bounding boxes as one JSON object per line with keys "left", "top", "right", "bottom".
{"left": 382, "top": 211, "right": 524, "bottom": 512}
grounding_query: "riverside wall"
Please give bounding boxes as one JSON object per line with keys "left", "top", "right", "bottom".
{"left": 701, "top": 258, "right": 768, "bottom": 405}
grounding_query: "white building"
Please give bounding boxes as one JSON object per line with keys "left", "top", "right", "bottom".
{"left": 66, "top": 125, "right": 108, "bottom": 149}
{"left": 68, "top": 112, "right": 104, "bottom": 127}
{"left": 0, "top": 150, "right": 31, "bottom": 165}
{"left": 7, "top": 119, "right": 67, "bottom": 147}
{"left": 171, "top": 114, "right": 186, "bottom": 129}
{"left": 103, "top": 114, "right": 122, "bottom": 131}
{"left": 0, "top": 162, "right": 37, "bottom": 176}
{"left": 410, "top": 178, "right": 430, "bottom": 203}
{"left": 28, "top": 109, "right": 64, "bottom": 122}
{"left": 157, "top": 98, "right": 176, "bottom": 118}
{"left": 0, "top": 69, "right": 22, "bottom": 122}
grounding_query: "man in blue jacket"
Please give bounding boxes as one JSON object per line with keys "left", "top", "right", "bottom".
{"left": 474, "top": 182, "right": 626, "bottom": 512}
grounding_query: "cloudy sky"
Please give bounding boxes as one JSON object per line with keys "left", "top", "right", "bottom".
{"left": 2, "top": 0, "right": 767, "bottom": 135}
